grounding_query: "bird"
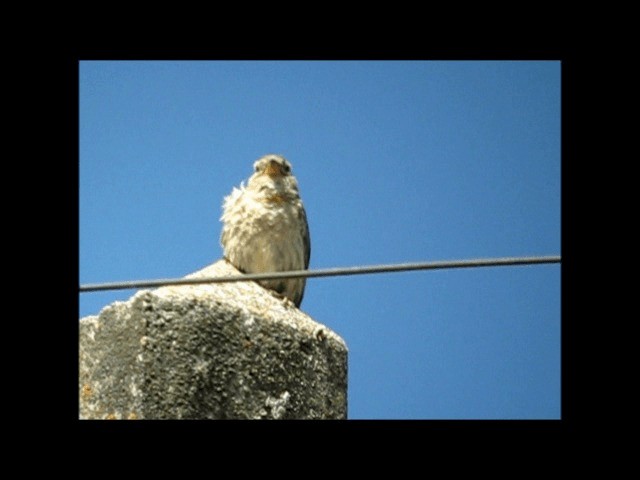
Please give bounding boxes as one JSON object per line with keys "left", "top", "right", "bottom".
{"left": 220, "top": 154, "right": 311, "bottom": 307}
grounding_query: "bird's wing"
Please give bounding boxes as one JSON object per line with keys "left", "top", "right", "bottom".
{"left": 300, "top": 205, "right": 311, "bottom": 269}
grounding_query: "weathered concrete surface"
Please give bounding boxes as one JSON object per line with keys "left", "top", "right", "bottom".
{"left": 79, "top": 259, "right": 348, "bottom": 420}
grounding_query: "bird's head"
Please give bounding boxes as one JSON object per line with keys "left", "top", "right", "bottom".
{"left": 248, "top": 154, "right": 300, "bottom": 200}
{"left": 252, "top": 154, "right": 293, "bottom": 179}
{"left": 247, "top": 154, "right": 300, "bottom": 201}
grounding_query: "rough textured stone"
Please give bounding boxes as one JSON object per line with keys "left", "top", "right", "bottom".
{"left": 79, "top": 259, "right": 348, "bottom": 420}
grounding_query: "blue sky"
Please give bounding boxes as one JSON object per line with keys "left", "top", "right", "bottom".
{"left": 79, "top": 60, "right": 561, "bottom": 419}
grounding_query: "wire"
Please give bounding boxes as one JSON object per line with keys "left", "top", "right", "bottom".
{"left": 79, "top": 255, "right": 561, "bottom": 293}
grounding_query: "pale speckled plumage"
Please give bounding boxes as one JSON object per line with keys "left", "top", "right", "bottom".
{"left": 220, "top": 154, "right": 310, "bottom": 307}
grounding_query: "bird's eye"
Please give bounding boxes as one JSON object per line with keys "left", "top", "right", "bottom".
{"left": 283, "top": 163, "right": 291, "bottom": 173}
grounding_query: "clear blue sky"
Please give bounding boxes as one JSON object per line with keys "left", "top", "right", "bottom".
{"left": 79, "top": 60, "right": 561, "bottom": 419}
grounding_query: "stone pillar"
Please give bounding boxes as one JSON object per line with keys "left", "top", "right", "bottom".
{"left": 79, "top": 260, "right": 348, "bottom": 419}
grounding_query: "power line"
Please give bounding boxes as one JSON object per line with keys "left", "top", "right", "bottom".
{"left": 80, "top": 255, "right": 561, "bottom": 293}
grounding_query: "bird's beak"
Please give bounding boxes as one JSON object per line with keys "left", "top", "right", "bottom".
{"left": 264, "top": 160, "right": 283, "bottom": 178}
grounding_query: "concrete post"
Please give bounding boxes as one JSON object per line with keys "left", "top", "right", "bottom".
{"left": 79, "top": 260, "right": 348, "bottom": 419}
